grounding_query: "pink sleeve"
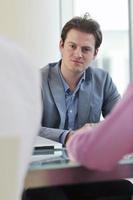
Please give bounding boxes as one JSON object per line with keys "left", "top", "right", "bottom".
{"left": 66, "top": 84, "right": 133, "bottom": 171}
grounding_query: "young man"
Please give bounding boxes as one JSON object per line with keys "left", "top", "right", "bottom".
{"left": 40, "top": 14, "right": 120, "bottom": 145}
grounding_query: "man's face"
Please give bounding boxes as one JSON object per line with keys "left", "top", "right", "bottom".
{"left": 60, "top": 29, "right": 98, "bottom": 75}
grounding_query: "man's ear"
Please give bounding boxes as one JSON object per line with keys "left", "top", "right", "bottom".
{"left": 94, "top": 48, "right": 99, "bottom": 58}
{"left": 59, "top": 39, "right": 64, "bottom": 50}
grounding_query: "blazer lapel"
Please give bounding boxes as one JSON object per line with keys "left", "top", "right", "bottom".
{"left": 77, "top": 74, "right": 92, "bottom": 128}
{"left": 48, "top": 63, "right": 66, "bottom": 128}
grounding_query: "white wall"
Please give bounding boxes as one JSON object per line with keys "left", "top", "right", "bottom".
{"left": 0, "top": 0, "right": 133, "bottom": 76}
{"left": 60, "top": 0, "right": 74, "bottom": 29}
{"left": 0, "top": 0, "right": 61, "bottom": 67}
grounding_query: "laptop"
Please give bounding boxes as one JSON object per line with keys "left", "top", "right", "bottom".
{"left": 31, "top": 136, "right": 64, "bottom": 164}
{"left": 34, "top": 136, "right": 62, "bottom": 150}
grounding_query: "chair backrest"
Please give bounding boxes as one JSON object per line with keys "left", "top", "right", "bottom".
{"left": 0, "top": 136, "right": 20, "bottom": 200}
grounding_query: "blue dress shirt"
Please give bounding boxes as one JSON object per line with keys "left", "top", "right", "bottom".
{"left": 59, "top": 68, "right": 85, "bottom": 144}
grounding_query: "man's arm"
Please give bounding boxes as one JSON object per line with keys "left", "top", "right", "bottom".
{"left": 40, "top": 124, "right": 98, "bottom": 145}
{"left": 39, "top": 127, "right": 69, "bottom": 144}
{"left": 102, "top": 72, "right": 121, "bottom": 117}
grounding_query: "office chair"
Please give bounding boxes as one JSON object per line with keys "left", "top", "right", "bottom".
{"left": 22, "top": 179, "right": 133, "bottom": 200}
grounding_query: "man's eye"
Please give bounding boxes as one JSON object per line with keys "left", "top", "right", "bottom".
{"left": 70, "top": 44, "right": 76, "bottom": 49}
{"left": 82, "top": 47, "right": 90, "bottom": 53}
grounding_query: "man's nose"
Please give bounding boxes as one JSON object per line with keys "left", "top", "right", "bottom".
{"left": 74, "top": 47, "right": 83, "bottom": 58}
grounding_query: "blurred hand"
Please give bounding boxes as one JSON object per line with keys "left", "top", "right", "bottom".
{"left": 65, "top": 123, "right": 98, "bottom": 144}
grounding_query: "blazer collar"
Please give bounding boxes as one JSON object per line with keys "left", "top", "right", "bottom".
{"left": 49, "top": 62, "right": 93, "bottom": 129}
{"left": 48, "top": 61, "right": 66, "bottom": 128}
{"left": 77, "top": 67, "right": 92, "bottom": 127}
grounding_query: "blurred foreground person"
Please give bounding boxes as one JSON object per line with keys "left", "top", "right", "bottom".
{"left": 0, "top": 37, "right": 41, "bottom": 200}
{"left": 66, "top": 83, "right": 133, "bottom": 199}
{"left": 67, "top": 83, "right": 133, "bottom": 171}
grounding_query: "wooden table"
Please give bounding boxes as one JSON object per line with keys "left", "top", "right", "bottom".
{"left": 25, "top": 150, "right": 133, "bottom": 189}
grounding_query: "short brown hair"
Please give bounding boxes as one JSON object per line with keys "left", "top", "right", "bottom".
{"left": 61, "top": 13, "right": 102, "bottom": 49}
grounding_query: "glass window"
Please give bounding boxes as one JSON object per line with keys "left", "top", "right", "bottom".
{"left": 73, "top": 0, "right": 129, "bottom": 95}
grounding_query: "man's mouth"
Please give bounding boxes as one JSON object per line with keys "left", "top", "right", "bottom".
{"left": 71, "top": 60, "right": 83, "bottom": 64}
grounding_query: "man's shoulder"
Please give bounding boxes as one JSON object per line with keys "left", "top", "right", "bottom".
{"left": 41, "top": 62, "right": 59, "bottom": 80}
{"left": 88, "top": 67, "right": 108, "bottom": 76}
{"left": 41, "top": 62, "right": 58, "bottom": 73}
{"left": 85, "top": 67, "right": 110, "bottom": 83}
{"left": 88, "top": 67, "right": 109, "bottom": 78}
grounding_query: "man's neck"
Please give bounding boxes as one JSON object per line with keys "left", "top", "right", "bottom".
{"left": 61, "top": 69, "right": 83, "bottom": 91}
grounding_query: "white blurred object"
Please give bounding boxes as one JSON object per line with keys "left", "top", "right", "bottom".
{"left": 0, "top": 37, "right": 41, "bottom": 200}
{"left": 0, "top": 137, "right": 19, "bottom": 200}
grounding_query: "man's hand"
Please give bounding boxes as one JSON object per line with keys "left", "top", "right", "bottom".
{"left": 65, "top": 123, "right": 98, "bottom": 145}
{"left": 65, "top": 130, "right": 75, "bottom": 145}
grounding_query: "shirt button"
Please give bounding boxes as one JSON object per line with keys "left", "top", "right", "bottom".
{"left": 69, "top": 110, "right": 72, "bottom": 113}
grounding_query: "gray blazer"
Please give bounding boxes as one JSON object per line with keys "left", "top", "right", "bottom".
{"left": 40, "top": 61, "right": 120, "bottom": 142}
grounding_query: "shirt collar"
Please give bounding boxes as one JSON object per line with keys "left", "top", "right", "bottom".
{"left": 59, "top": 66, "right": 85, "bottom": 93}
